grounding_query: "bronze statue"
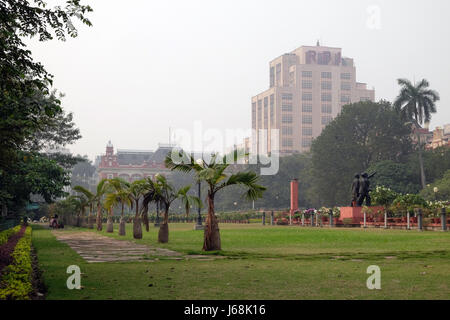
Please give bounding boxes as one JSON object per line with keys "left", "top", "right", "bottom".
{"left": 350, "top": 174, "right": 360, "bottom": 207}
{"left": 356, "top": 172, "right": 376, "bottom": 207}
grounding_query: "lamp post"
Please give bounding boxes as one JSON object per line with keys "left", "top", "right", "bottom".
{"left": 434, "top": 187, "right": 439, "bottom": 202}
{"left": 195, "top": 180, "right": 204, "bottom": 230}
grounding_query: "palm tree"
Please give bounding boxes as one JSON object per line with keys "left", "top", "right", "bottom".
{"left": 165, "top": 150, "right": 266, "bottom": 251}
{"left": 73, "top": 185, "right": 95, "bottom": 228}
{"left": 70, "top": 195, "right": 89, "bottom": 227}
{"left": 394, "top": 78, "right": 440, "bottom": 188}
{"left": 104, "top": 177, "right": 131, "bottom": 235}
{"left": 74, "top": 179, "right": 109, "bottom": 231}
{"left": 142, "top": 175, "right": 198, "bottom": 243}
{"left": 178, "top": 185, "right": 202, "bottom": 221}
{"left": 128, "top": 180, "right": 148, "bottom": 239}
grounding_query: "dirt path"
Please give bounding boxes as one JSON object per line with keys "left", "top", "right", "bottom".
{"left": 52, "top": 230, "right": 221, "bottom": 263}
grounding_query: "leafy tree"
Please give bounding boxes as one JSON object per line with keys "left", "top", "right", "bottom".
{"left": 309, "top": 101, "right": 413, "bottom": 207}
{"left": 368, "top": 160, "right": 420, "bottom": 194}
{"left": 394, "top": 78, "right": 440, "bottom": 188}
{"left": 420, "top": 170, "right": 450, "bottom": 201}
{"left": 165, "top": 150, "right": 265, "bottom": 251}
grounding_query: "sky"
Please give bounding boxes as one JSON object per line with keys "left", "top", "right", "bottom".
{"left": 28, "top": 0, "right": 450, "bottom": 161}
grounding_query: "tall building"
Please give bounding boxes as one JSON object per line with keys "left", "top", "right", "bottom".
{"left": 97, "top": 141, "right": 173, "bottom": 182}
{"left": 251, "top": 43, "right": 375, "bottom": 155}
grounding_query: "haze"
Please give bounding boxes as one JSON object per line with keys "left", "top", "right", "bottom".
{"left": 27, "top": 0, "right": 450, "bottom": 160}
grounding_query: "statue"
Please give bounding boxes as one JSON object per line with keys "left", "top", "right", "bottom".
{"left": 350, "top": 174, "right": 360, "bottom": 207}
{"left": 356, "top": 172, "right": 376, "bottom": 207}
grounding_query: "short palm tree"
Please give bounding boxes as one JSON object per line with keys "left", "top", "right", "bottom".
{"left": 73, "top": 185, "right": 95, "bottom": 228}
{"left": 104, "top": 177, "right": 131, "bottom": 235}
{"left": 394, "top": 78, "right": 440, "bottom": 188}
{"left": 128, "top": 180, "right": 148, "bottom": 239}
{"left": 74, "top": 179, "right": 109, "bottom": 231}
{"left": 165, "top": 150, "right": 266, "bottom": 251}
{"left": 142, "top": 175, "right": 198, "bottom": 243}
{"left": 178, "top": 185, "right": 202, "bottom": 221}
{"left": 70, "top": 195, "right": 89, "bottom": 227}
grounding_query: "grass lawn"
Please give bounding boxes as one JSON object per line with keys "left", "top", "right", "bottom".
{"left": 32, "top": 223, "right": 450, "bottom": 300}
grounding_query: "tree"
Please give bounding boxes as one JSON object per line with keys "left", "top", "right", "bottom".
{"left": 178, "top": 184, "right": 202, "bottom": 220}
{"left": 368, "top": 160, "right": 420, "bottom": 194}
{"left": 394, "top": 78, "right": 440, "bottom": 188}
{"left": 143, "top": 175, "right": 199, "bottom": 243}
{"left": 420, "top": 170, "right": 450, "bottom": 202}
{"left": 309, "top": 101, "right": 413, "bottom": 207}
{"left": 104, "top": 178, "right": 131, "bottom": 235}
{"left": 165, "top": 150, "right": 265, "bottom": 251}
{"left": 128, "top": 180, "right": 147, "bottom": 239}
{"left": 72, "top": 185, "right": 95, "bottom": 228}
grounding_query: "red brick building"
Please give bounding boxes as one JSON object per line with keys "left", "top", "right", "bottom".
{"left": 97, "top": 141, "right": 172, "bottom": 182}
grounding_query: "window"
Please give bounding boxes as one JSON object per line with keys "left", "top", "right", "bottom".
{"left": 302, "top": 80, "right": 313, "bottom": 89}
{"left": 341, "top": 95, "right": 350, "bottom": 103}
{"left": 302, "top": 115, "right": 312, "bottom": 124}
{"left": 302, "top": 138, "right": 312, "bottom": 148}
{"left": 360, "top": 97, "right": 371, "bottom": 102}
{"left": 321, "top": 104, "right": 332, "bottom": 114}
{"left": 341, "top": 82, "right": 351, "bottom": 91}
{"left": 282, "top": 126, "right": 293, "bottom": 135}
{"left": 282, "top": 114, "right": 293, "bottom": 124}
{"left": 264, "top": 97, "right": 268, "bottom": 127}
{"left": 302, "top": 127, "right": 312, "bottom": 136}
{"left": 302, "top": 104, "right": 313, "bottom": 112}
{"left": 270, "top": 67, "right": 275, "bottom": 87}
{"left": 322, "top": 116, "right": 332, "bottom": 125}
{"left": 321, "top": 81, "right": 332, "bottom": 90}
{"left": 341, "top": 73, "right": 351, "bottom": 80}
{"left": 282, "top": 93, "right": 293, "bottom": 101}
{"left": 282, "top": 104, "right": 293, "bottom": 112}
{"left": 257, "top": 100, "right": 262, "bottom": 126}
{"left": 321, "top": 93, "right": 332, "bottom": 102}
{"left": 107, "top": 174, "right": 113, "bottom": 179}
{"left": 302, "top": 71, "right": 312, "bottom": 78}
{"left": 252, "top": 102, "right": 256, "bottom": 128}
{"left": 321, "top": 72, "right": 332, "bottom": 79}
{"left": 302, "top": 93, "right": 312, "bottom": 101}
{"left": 276, "top": 63, "right": 281, "bottom": 85}
{"left": 282, "top": 138, "right": 293, "bottom": 147}
{"left": 270, "top": 94, "right": 274, "bottom": 125}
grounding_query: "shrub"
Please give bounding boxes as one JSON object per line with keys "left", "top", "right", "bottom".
{"left": 0, "top": 227, "right": 33, "bottom": 300}
{"left": 0, "top": 225, "right": 21, "bottom": 246}
{"left": 371, "top": 186, "right": 399, "bottom": 207}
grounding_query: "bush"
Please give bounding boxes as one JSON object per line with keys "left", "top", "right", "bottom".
{"left": 0, "top": 225, "right": 21, "bottom": 246}
{"left": 392, "top": 194, "right": 428, "bottom": 212}
{"left": 0, "top": 227, "right": 33, "bottom": 300}
{"left": 371, "top": 186, "right": 399, "bottom": 207}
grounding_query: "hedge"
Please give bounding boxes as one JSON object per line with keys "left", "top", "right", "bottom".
{"left": 0, "top": 226, "right": 33, "bottom": 300}
{"left": 0, "top": 225, "right": 21, "bottom": 246}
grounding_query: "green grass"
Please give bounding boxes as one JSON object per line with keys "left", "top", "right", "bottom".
{"left": 32, "top": 223, "right": 450, "bottom": 300}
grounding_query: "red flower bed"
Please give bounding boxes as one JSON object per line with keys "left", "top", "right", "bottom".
{"left": 0, "top": 225, "right": 26, "bottom": 277}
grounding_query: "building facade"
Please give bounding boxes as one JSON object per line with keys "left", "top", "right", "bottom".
{"left": 251, "top": 43, "right": 375, "bottom": 156}
{"left": 97, "top": 141, "right": 173, "bottom": 182}
{"left": 426, "top": 124, "right": 450, "bottom": 149}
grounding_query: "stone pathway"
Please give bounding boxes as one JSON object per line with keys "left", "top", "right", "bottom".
{"left": 52, "top": 231, "right": 183, "bottom": 263}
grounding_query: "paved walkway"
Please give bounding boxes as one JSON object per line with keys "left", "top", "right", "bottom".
{"left": 52, "top": 230, "right": 223, "bottom": 263}
{"left": 52, "top": 231, "right": 183, "bottom": 263}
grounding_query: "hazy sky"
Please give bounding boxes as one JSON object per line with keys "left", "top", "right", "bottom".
{"left": 28, "top": 0, "right": 450, "bottom": 160}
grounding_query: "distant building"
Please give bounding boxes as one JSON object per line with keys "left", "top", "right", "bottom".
{"left": 426, "top": 124, "right": 450, "bottom": 150}
{"left": 251, "top": 43, "right": 375, "bottom": 156}
{"left": 97, "top": 141, "right": 173, "bottom": 182}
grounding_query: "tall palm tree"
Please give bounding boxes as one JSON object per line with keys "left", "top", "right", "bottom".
{"left": 142, "top": 175, "right": 198, "bottom": 243}
{"left": 73, "top": 185, "right": 95, "bottom": 228}
{"left": 165, "top": 150, "right": 266, "bottom": 251}
{"left": 74, "top": 179, "right": 109, "bottom": 231}
{"left": 394, "top": 78, "right": 440, "bottom": 188}
{"left": 104, "top": 177, "right": 131, "bottom": 235}
{"left": 128, "top": 179, "right": 148, "bottom": 239}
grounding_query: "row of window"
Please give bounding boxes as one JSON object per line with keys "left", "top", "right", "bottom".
{"left": 281, "top": 104, "right": 333, "bottom": 114}
{"left": 301, "top": 71, "right": 352, "bottom": 80}
{"left": 281, "top": 138, "right": 312, "bottom": 148}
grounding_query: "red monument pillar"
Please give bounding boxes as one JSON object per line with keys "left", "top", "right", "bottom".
{"left": 290, "top": 179, "right": 299, "bottom": 225}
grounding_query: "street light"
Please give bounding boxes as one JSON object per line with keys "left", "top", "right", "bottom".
{"left": 434, "top": 187, "right": 439, "bottom": 201}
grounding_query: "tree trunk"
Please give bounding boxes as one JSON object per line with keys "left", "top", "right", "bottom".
{"left": 158, "top": 208, "right": 169, "bottom": 243}
{"left": 133, "top": 200, "right": 142, "bottom": 239}
{"left": 88, "top": 206, "right": 94, "bottom": 229}
{"left": 119, "top": 218, "right": 126, "bottom": 236}
{"left": 96, "top": 203, "right": 103, "bottom": 231}
{"left": 119, "top": 204, "right": 126, "bottom": 236}
{"left": 106, "top": 208, "right": 113, "bottom": 233}
{"left": 416, "top": 131, "right": 426, "bottom": 188}
{"left": 203, "top": 193, "right": 221, "bottom": 251}
{"left": 142, "top": 207, "right": 149, "bottom": 232}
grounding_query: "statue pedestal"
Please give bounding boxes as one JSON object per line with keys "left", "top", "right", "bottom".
{"left": 340, "top": 206, "right": 384, "bottom": 224}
